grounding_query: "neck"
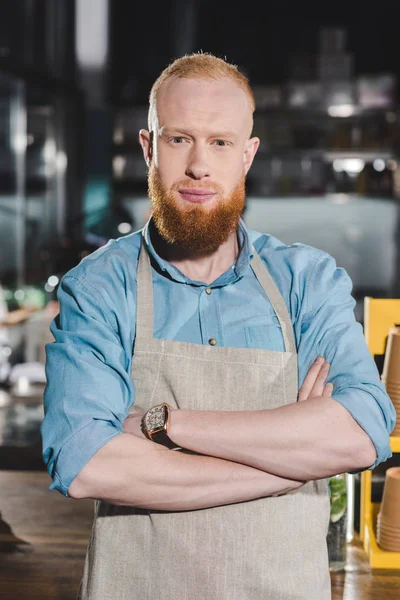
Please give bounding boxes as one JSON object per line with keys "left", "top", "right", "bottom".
{"left": 151, "top": 227, "right": 240, "bottom": 284}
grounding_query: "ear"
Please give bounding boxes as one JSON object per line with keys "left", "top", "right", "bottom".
{"left": 139, "top": 129, "right": 153, "bottom": 166}
{"left": 243, "top": 136, "right": 260, "bottom": 175}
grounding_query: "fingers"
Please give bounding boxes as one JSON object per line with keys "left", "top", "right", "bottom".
{"left": 298, "top": 356, "right": 333, "bottom": 401}
{"left": 310, "top": 360, "right": 330, "bottom": 398}
{"left": 322, "top": 382, "right": 334, "bottom": 398}
{"left": 298, "top": 356, "right": 325, "bottom": 401}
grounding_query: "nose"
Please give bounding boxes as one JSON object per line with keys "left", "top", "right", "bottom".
{"left": 185, "top": 142, "right": 210, "bottom": 180}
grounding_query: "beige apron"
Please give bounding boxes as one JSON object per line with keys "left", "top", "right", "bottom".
{"left": 78, "top": 235, "right": 331, "bottom": 600}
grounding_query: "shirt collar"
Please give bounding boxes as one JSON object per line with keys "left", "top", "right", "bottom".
{"left": 142, "top": 217, "right": 254, "bottom": 287}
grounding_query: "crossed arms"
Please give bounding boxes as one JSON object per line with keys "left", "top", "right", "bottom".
{"left": 68, "top": 358, "right": 376, "bottom": 509}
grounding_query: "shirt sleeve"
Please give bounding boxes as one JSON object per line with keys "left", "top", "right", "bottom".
{"left": 41, "top": 273, "right": 135, "bottom": 496}
{"left": 297, "top": 252, "right": 396, "bottom": 470}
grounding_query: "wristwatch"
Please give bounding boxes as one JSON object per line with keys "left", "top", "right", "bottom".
{"left": 141, "top": 403, "right": 181, "bottom": 450}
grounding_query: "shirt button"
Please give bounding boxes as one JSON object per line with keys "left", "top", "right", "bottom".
{"left": 205, "top": 287, "right": 212, "bottom": 295}
{"left": 208, "top": 338, "right": 217, "bottom": 346}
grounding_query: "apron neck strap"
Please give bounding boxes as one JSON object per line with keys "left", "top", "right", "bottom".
{"left": 250, "top": 250, "right": 296, "bottom": 354}
{"left": 135, "top": 233, "right": 155, "bottom": 344}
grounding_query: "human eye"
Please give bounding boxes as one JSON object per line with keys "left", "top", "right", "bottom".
{"left": 170, "top": 136, "right": 185, "bottom": 144}
{"left": 213, "top": 140, "right": 229, "bottom": 147}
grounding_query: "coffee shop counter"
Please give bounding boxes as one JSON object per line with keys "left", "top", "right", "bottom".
{"left": 0, "top": 471, "right": 399, "bottom": 600}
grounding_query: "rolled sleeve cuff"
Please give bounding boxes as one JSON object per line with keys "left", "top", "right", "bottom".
{"left": 49, "top": 420, "right": 123, "bottom": 496}
{"left": 333, "top": 387, "right": 393, "bottom": 470}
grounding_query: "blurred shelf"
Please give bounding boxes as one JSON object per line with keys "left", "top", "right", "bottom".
{"left": 323, "top": 150, "right": 395, "bottom": 161}
{"left": 254, "top": 107, "right": 398, "bottom": 118}
{"left": 254, "top": 149, "right": 396, "bottom": 162}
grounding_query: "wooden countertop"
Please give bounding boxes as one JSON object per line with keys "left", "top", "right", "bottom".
{"left": 0, "top": 471, "right": 399, "bottom": 599}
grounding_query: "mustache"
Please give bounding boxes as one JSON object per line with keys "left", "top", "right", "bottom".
{"left": 171, "top": 180, "right": 223, "bottom": 194}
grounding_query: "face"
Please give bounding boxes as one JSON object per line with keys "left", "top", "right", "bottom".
{"left": 140, "top": 77, "right": 259, "bottom": 253}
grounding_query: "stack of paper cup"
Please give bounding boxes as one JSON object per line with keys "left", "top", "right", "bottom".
{"left": 382, "top": 327, "right": 400, "bottom": 436}
{"left": 377, "top": 467, "right": 400, "bottom": 551}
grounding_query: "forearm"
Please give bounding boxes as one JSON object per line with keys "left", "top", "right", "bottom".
{"left": 68, "top": 433, "right": 304, "bottom": 510}
{"left": 170, "top": 396, "right": 377, "bottom": 481}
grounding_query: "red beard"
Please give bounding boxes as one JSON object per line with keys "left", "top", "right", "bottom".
{"left": 148, "top": 166, "right": 246, "bottom": 254}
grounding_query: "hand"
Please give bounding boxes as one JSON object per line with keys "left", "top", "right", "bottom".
{"left": 298, "top": 356, "right": 333, "bottom": 402}
{"left": 295, "top": 357, "right": 333, "bottom": 488}
{"left": 123, "top": 412, "right": 146, "bottom": 438}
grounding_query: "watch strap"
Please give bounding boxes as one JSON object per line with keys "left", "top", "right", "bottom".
{"left": 151, "top": 428, "right": 181, "bottom": 450}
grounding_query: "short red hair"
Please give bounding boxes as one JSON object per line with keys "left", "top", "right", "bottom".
{"left": 148, "top": 53, "right": 255, "bottom": 130}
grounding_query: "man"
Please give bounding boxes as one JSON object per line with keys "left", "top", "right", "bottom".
{"left": 42, "top": 54, "right": 395, "bottom": 600}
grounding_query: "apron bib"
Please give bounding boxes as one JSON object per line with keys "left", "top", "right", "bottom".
{"left": 78, "top": 236, "right": 331, "bottom": 600}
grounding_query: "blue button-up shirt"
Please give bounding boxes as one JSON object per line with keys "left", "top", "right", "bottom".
{"left": 42, "top": 219, "right": 396, "bottom": 496}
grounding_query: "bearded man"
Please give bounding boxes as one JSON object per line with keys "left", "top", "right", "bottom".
{"left": 42, "top": 54, "right": 395, "bottom": 600}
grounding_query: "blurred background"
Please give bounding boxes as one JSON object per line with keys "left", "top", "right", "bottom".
{"left": 1, "top": 2, "right": 400, "bottom": 597}
{"left": 1, "top": 1, "right": 400, "bottom": 318}
{"left": 1, "top": 0, "right": 400, "bottom": 324}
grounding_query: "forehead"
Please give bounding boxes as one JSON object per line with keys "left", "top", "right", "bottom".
{"left": 155, "top": 77, "right": 252, "bottom": 135}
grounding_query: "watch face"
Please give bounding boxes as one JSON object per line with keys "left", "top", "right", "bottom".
{"left": 146, "top": 405, "right": 167, "bottom": 433}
